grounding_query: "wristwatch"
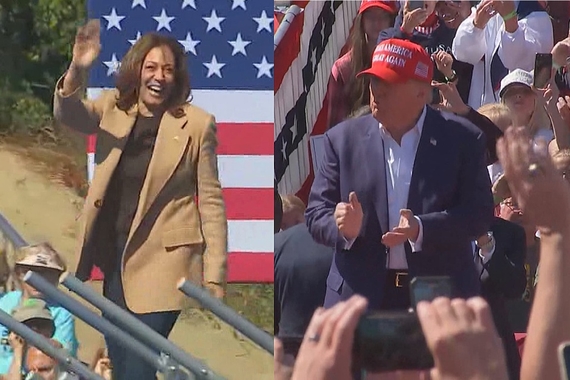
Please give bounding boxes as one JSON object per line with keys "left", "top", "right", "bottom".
{"left": 477, "top": 231, "right": 494, "bottom": 250}
{"left": 445, "top": 70, "right": 458, "bottom": 83}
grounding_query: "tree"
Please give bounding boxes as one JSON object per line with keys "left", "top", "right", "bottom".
{"left": 0, "top": 0, "right": 86, "bottom": 133}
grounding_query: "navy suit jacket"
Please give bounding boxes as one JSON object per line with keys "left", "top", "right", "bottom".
{"left": 305, "top": 107, "right": 494, "bottom": 309}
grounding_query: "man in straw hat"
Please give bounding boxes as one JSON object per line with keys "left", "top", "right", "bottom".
{"left": 0, "top": 243, "right": 78, "bottom": 375}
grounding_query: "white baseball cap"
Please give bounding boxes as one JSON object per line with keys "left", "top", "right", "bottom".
{"left": 499, "top": 69, "right": 533, "bottom": 98}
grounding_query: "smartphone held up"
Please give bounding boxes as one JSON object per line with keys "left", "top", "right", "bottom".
{"left": 352, "top": 276, "right": 454, "bottom": 373}
{"left": 533, "top": 53, "right": 553, "bottom": 89}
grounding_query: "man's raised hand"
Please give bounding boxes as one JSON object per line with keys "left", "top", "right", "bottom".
{"left": 382, "top": 209, "right": 420, "bottom": 247}
{"left": 334, "top": 192, "right": 363, "bottom": 241}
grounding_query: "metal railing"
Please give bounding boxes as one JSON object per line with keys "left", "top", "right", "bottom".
{"left": 0, "top": 309, "right": 104, "bottom": 380}
{"left": 178, "top": 279, "right": 274, "bottom": 354}
{"left": 0, "top": 213, "right": 27, "bottom": 292}
{"left": 0, "top": 212, "right": 224, "bottom": 379}
{"left": 0, "top": 212, "right": 272, "bottom": 379}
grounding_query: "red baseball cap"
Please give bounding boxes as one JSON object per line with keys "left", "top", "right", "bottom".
{"left": 357, "top": 39, "right": 433, "bottom": 84}
{"left": 359, "top": 0, "right": 399, "bottom": 15}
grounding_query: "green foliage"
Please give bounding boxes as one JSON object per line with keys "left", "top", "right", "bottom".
{"left": 225, "top": 284, "right": 274, "bottom": 333}
{"left": 0, "top": 0, "right": 86, "bottom": 135}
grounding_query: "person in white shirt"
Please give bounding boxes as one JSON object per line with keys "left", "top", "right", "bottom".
{"left": 452, "top": 0, "right": 553, "bottom": 109}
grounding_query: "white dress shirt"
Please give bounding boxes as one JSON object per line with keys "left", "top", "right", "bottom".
{"left": 472, "top": 240, "right": 496, "bottom": 281}
{"left": 343, "top": 108, "right": 427, "bottom": 269}
{"left": 381, "top": 107, "right": 426, "bottom": 269}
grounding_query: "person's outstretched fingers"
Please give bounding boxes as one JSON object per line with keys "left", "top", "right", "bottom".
{"left": 450, "top": 298, "right": 475, "bottom": 328}
{"left": 430, "top": 297, "right": 457, "bottom": 325}
{"left": 331, "top": 295, "right": 368, "bottom": 349}
{"left": 301, "top": 307, "right": 331, "bottom": 347}
{"left": 416, "top": 301, "right": 441, "bottom": 350}
{"left": 466, "top": 297, "right": 497, "bottom": 334}
{"left": 319, "top": 301, "right": 350, "bottom": 347}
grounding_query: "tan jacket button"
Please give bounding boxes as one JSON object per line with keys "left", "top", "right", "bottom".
{"left": 94, "top": 199, "right": 103, "bottom": 208}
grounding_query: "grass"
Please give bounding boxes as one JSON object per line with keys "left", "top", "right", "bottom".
{"left": 0, "top": 132, "right": 274, "bottom": 334}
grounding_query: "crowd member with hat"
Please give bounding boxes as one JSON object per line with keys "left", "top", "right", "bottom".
{"left": 452, "top": 0, "right": 553, "bottom": 109}
{"left": 306, "top": 38, "right": 494, "bottom": 312}
{"left": 0, "top": 243, "right": 78, "bottom": 375}
{"left": 326, "top": 0, "right": 399, "bottom": 128}
{"left": 11, "top": 299, "right": 56, "bottom": 339}
{"left": 499, "top": 69, "right": 553, "bottom": 143}
{"left": 3, "top": 299, "right": 69, "bottom": 380}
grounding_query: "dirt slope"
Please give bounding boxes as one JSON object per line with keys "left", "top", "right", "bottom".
{"left": 0, "top": 144, "right": 272, "bottom": 379}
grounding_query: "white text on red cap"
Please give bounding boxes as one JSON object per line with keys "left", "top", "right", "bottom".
{"left": 373, "top": 53, "right": 406, "bottom": 68}
{"left": 376, "top": 44, "right": 413, "bottom": 59}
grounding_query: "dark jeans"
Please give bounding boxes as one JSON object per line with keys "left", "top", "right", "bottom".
{"left": 103, "top": 251, "right": 180, "bottom": 380}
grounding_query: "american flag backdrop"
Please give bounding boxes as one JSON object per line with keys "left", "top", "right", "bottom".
{"left": 86, "top": 0, "right": 274, "bottom": 283}
{"left": 274, "top": 0, "right": 358, "bottom": 201}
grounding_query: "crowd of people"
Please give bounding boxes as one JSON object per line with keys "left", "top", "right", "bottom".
{"left": 274, "top": 0, "right": 570, "bottom": 379}
{"left": 0, "top": 243, "right": 111, "bottom": 379}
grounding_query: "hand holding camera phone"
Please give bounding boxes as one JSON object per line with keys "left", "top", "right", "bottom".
{"left": 353, "top": 311, "right": 433, "bottom": 372}
{"left": 353, "top": 276, "right": 454, "bottom": 372}
{"left": 431, "top": 86, "right": 442, "bottom": 105}
{"left": 281, "top": 277, "right": 454, "bottom": 373}
{"left": 534, "top": 53, "right": 553, "bottom": 89}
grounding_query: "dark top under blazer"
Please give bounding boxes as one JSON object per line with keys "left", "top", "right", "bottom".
{"left": 305, "top": 107, "right": 495, "bottom": 309}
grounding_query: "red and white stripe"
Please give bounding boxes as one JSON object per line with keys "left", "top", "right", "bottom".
{"left": 86, "top": 88, "right": 274, "bottom": 283}
{"left": 274, "top": 0, "right": 358, "bottom": 202}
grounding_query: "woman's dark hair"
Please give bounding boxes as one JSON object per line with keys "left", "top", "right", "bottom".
{"left": 347, "top": 12, "right": 395, "bottom": 116}
{"left": 115, "top": 32, "right": 190, "bottom": 117}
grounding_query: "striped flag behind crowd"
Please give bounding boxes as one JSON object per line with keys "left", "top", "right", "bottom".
{"left": 86, "top": 0, "right": 274, "bottom": 283}
{"left": 274, "top": 0, "right": 359, "bottom": 202}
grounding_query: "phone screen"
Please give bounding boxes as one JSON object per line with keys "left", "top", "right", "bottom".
{"left": 410, "top": 276, "right": 453, "bottom": 307}
{"left": 353, "top": 312, "right": 433, "bottom": 372}
{"left": 533, "top": 53, "right": 552, "bottom": 89}
{"left": 431, "top": 87, "right": 441, "bottom": 104}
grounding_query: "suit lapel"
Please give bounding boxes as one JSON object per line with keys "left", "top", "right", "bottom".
{"left": 128, "top": 110, "right": 189, "bottom": 244}
{"left": 92, "top": 107, "right": 137, "bottom": 199}
{"left": 407, "top": 108, "right": 442, "bottom": 215}
{"left": 82, "top": 106, "right": 137, "bottom": 248}
{"left": 363, "top": 117, "right": 389, "bottom": 234}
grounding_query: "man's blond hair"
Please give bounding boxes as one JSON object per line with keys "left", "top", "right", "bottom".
{"left": 478, "top": 103, "right": 513, "bottom": 132}
{"left": 280, "top": 194, "right": 306, "bottom": 214}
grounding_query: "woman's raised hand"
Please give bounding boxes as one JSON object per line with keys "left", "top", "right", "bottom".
{"left": 72, "top": 19, "right": 102, "bottom": 70}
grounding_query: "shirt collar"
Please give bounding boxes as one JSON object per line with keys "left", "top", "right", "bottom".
{"left": 380, "top": 106, "right": 427, "bottom": 139}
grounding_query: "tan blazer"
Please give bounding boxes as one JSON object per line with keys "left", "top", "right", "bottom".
{"left": 53, "top": 75, "right": 227, "bottom": 314}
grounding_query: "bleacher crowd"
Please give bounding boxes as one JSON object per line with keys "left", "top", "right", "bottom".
{"left": 0, "top": 243, "right": 111, "bottom": 379}
{"left": 274, "top": 0, "right": 570, "bottom": 379}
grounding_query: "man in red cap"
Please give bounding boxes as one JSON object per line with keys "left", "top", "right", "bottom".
{"left": 306, "top": 38, "right": 494, "bottom": 310}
